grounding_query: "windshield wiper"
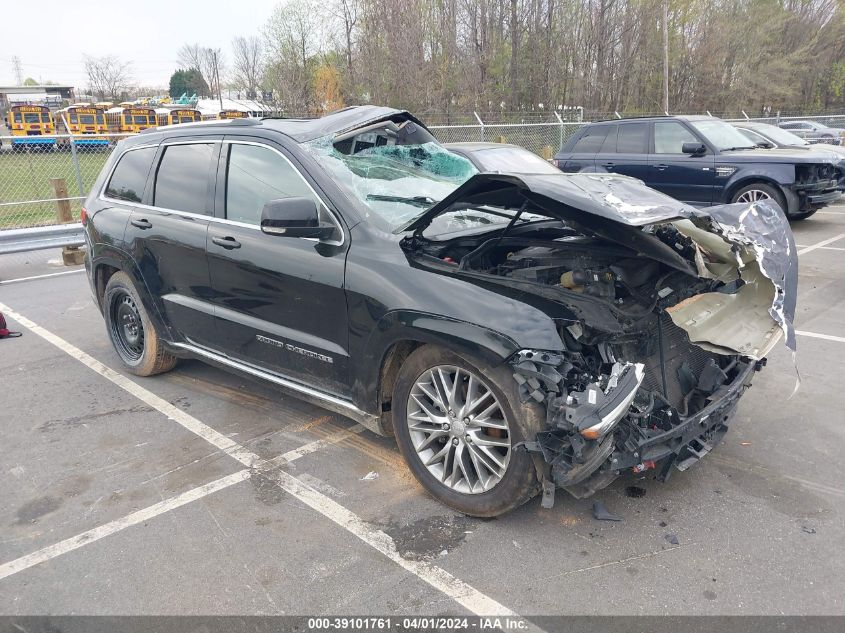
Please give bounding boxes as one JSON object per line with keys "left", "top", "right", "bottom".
{"left": 366, "top": 194, "right": 438, "bottom": 208}
{"left": 720, "top": 146, "right": 758, "bottom": 151}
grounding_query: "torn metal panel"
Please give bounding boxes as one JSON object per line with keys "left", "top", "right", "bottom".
{"left": 665, "top": 261, "right": 783, "bottom": 359}
{"left": 685, "top": 201, "right": 798, "bottom": 353}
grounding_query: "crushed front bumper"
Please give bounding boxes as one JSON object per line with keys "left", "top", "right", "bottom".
{"left": 523, "top": 359, "right": 757, "bottom": 502}
{"left": 611, "top": 360, "right": 756, "bottom": 477}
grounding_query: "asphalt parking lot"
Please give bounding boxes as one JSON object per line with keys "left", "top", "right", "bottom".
{"left": 1, "top": 204, "right": 844, "bottom": 619}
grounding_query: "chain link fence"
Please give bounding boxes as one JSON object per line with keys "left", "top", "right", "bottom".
{"left": 2, "top": 111, "right": 844, "bottom": 237}
{"left": 0, "top": 134, "right": 131, "bottom": 233}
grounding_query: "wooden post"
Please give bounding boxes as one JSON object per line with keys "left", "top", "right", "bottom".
{"left": 51, "top": 178, "right": 73, "bottom": 223}
{"left": 496, "top": 135, "right": 507, "bottom": 144}
{"left": 50, "top": 177, "right": 85, "bottom": 266}
{"left": 540, "top": 145, "right": 553, "bottom": 160}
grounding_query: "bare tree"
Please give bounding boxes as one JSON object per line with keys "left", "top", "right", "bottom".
{"left": 231, "top": 35, "right": 264, "bottom": 99}
{"left": 177, "top": 43, "right": 225, "bottom": 99}
{"left": 84, "top": 55, "right": 133, "bottom": 102}
{"left": 264, "top": 0, "right": 325, "bottom": 112}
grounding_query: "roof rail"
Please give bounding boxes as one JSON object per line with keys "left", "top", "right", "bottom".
{"left": 138, "top": 118, "right": 261, "bottom": 134}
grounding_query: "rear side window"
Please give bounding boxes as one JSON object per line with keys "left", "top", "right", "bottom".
{"left": 225, "top": 143, "right": 317, "bottom": 225}
{"left": 105, "top": 147, "right": 157, "bottom": 202}
{"left": 571, "top": 125, "right": 610, "bottom": 153}
{"left": 617, "top": 123, "right": 649, "bottom": 153}
{"left": 153, "top": 143, "right": 215, "bottom": 214}
{"left": 653, "top": 122, "right": 699, "bottom": 154}
{"left": 598, "top": 125, "right": 618, "bottom": 153}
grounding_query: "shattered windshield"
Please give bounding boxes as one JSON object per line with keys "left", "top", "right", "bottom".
{"left": 305, "top": 138, "right": 480, "bottom": 229}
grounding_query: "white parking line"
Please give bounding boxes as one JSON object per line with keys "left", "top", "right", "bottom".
{"left": 797, "top": 232, "right": 845, "bottom": 255}
{"left": 796, "top": 330, "right": 845, "bottom": 344}
{"left": 0, "top": 269, "right": 85, "bottom": 285}
{"left": 0, "top": 303, "right": 522, "bottom": 619}
{"left": 0, "top": 429, "right": 363, "bottom": 582}
{"left": 0, "top": 470, "right": 251, "bottom": 581}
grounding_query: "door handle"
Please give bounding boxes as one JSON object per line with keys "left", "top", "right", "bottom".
{"left": 211, "top": 236, "right": 241, "bottom": 250}
{"left": 601, "top": 162, "right": 615, "bottom": 169}
{"left": 655, "top": 163, "right": 669, "bottom": 171}
{"left": 130, "top": 218, "right": 152, "bottom": 229}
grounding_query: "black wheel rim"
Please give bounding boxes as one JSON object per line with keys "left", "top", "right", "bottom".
{"left": 109, "top": 291, "right": 144, "bottom": 362}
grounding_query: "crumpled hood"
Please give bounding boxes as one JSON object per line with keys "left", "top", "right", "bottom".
{"left": 402, "top": 172, "right": 698, "bottom": 232}
{"left": 403, "top": 171, "right": 798, "bottom": 358}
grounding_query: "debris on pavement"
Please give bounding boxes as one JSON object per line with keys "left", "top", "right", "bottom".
{"left": 360, "top": 471, "right": 379, "bottom": 481}
{"left": 665, "top": 534, "right": 680, "bottom": 545}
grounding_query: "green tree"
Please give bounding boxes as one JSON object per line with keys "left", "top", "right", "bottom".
{"left": 22, "top": 77, "right": 38, "bottom": 86}
{"left": 168, "top": 68, "right": 210, "bottom": 98}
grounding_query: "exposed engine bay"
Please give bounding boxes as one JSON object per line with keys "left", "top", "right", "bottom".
{"left": 401, "top": 179, "right": 797, "bottom": 504}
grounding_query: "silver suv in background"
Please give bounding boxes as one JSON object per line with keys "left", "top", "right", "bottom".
{"left": 778, "top": 120, "right": 845, "bottom": 145}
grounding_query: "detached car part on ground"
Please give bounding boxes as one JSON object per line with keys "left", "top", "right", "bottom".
{"left": 83, "top": 107, "right": 797, "bottom": 517}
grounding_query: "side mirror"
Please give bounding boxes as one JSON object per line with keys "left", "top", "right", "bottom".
{"left": 260, "top": 197, "right": 336, "bottom": 240}
{"left": 682, "top": 142, "right": 707, "bottom": 156}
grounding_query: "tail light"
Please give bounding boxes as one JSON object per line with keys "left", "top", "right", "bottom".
{"left": 80, "top": 207, "right": 88, "bottom": 226}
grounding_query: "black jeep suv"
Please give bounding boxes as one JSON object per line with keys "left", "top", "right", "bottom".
{"left": 84, "top": 106, "right": 797, "bottom": 516}
{"left": 554, "top": 115, "right": 841, "bottom": 220}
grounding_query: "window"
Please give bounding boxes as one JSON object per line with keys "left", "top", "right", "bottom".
{"left": 653, "top": 122, "right": 700, "bottom": 154}
{"left": 70, "top": 113, "right": 79, "bottom": 124}
{"left": 153, "top": 143, "right": 215, "bottom": 214}
{"left": 617, "top": 123, "right": 649, "bottom": 153}
{"left": 80, "top": 115, "right": 95, "bottom": 125}
{"left": 105, "top": 147, "right": 157, "bottom": 202}
{"left": 598, "top": 126, "right": 618, "bottom": 153}
{"left": 13, "top": 112, "right": 22, "bottom": 123}
{"left": 571, "top": 125, "right": 611, "bottom": 153}
{"left": 225, "top": 143, "right": 318, "bottom": 225}
{"left": 24, "top": 113, "right": 40, "bottom": 123}
{"left": 737, "top": 128, "right": 767, "bottom": 144}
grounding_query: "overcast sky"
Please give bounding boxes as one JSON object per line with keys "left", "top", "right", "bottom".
{"left": 0, "top": 0, "right": 279, "bottom": 89}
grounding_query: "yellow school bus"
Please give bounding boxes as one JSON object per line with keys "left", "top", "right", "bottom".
{"left": 55, "top": 105, "right": 109, "bottom": 147}
{"left": 218, "top": 110, "right": 248, "bottom": 119}
{"left": 169, "top": 108, "right": 202, "bottom": 125}
{"left": 107, "top": 107, "right": 157, "bottom": 133}
{"left": 4, "top": 104, "right": 56, "bottom": 148}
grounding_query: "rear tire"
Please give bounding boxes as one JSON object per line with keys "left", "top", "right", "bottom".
{"left": 392, "top": 345, "right": 541, "bottom": 517}
{"left": 104, "top": 271, "right": 176, "bottom": 376}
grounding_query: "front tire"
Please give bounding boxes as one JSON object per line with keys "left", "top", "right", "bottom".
{"left": 731, "top": 182, "right": 787, "bottom": 214}
{"left": 104, "top": 271, "right": 176, "bottom": 376}
{"left": 392, "top": 345, "right": 540, "bottom": 517}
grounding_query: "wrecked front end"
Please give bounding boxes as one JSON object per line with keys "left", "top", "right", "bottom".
{"left": 510, "top": 202, "right": 796, "bottom": 504}
{"left": 403, "top": 173, "right": 797, "bottom": 506}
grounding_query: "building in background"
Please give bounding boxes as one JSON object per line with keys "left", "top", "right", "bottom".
{"left": 0, "top": 85, "right": 75, "bottom": 110}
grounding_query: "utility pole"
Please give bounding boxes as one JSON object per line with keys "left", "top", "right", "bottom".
{"left": 212, "top": 50, "right": 223, "bottom": 111}
{"left": 662, "top": 0, "right": 670, "bottom": 114}
{"left": 12, "top": 56, "right": 23, "bottom": 85}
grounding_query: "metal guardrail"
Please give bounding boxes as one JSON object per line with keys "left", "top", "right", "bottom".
{"left": 0, "top": 223, "right": 85, "bottom": 255}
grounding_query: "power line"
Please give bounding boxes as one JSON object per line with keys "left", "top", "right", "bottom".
{"left": 12, "top": 56, "right": 24, "bottom": 84}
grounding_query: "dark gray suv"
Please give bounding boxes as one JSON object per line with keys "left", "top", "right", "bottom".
{"left": 555, "top": 115, "right": 842, "bottom": 220}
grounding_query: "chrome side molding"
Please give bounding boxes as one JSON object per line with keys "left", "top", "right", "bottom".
{"left": 170, "top": 341, "right": 381, "bottom": 434}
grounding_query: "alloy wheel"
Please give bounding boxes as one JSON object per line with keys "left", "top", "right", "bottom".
{"left": 736, "top": 189, "right": 773, "bottom": 203}
{"left": 406, "top": 365, "right": 512, "bottom": 494}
